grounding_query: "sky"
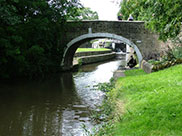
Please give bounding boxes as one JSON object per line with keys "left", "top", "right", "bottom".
{"left": 79, "top": 0, "right": 121, "bottom": 20}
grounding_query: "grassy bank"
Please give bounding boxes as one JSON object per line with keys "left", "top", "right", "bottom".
{"left": 76, "top": 48, "right": 111, "bottom": 52}
{"left": 96, "top": 64, "right": 182, "bottom": 136}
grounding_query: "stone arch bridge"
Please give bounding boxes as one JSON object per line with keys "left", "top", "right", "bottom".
{"left": 61, "top": 20, "right": 163, "bottom": 70}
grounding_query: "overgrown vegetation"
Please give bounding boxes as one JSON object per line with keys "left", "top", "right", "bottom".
{"left": 118, "top": 0, "right": 182, "bottom": 41}
{"left": 95, "top": 65, "right": 182, "bottom": 135}
{"left": 148, "top": 46, "right": 182, "bottom": 71}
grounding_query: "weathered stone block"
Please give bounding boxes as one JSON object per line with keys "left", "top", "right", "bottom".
{"left": 141, "top": 60, "right": 153, "bottom": 73}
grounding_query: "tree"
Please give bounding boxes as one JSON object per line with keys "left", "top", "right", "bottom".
{"left": 77, "top": 7, "right": 99, "bottom": 20}
{"left": 118, "top": 0, "right": 182, "bottom": 41}
{"left": 0, "top": 0, "right": 81, "bottom": 79}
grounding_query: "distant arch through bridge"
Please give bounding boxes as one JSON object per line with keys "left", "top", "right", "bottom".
{"left": 61, "top": 20, "right": 163, "bottom": 70}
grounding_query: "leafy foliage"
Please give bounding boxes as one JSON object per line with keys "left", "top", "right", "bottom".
{"left": 119, "top": 0, "right": 182, "bottom": 41}
{"left": 172, "top": 46, "right": 182, "bottom": 59}
{"left": 77, "top": 7, "right": 99, "bottom": 20}
{"left": 98, "top": 78, "right": 115, "bottom": 92}
{"left": 0, "top": 0, "right": 81, "bottom": 79}
{"left": 148, "top": 46, "right": 182, "bottom": 71}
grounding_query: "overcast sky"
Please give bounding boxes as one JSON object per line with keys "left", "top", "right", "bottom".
{"left": 79, "top": 0, "right": 121, "bottom": 20}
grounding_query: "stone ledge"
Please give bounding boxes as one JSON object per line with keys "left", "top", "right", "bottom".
{"left": 79, "top": 52, "right": 116, "bottom": 64}
{"left": 74, "top": 50, "right": 112, "bottom": 57}
{"left": 74, "top": 52, "right": 116, "bottom": 67}
{"left": 67, "top": 20, "right": 145, "bottom": 23}
{"left": 141, "top": 60, "right": 153, "bottom": 73}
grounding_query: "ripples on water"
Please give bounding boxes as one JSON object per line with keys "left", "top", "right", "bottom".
{"left": 0, "top": 60, "right": 123, "bottom": 136}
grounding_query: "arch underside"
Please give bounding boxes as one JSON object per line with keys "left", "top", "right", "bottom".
{"left": 61, "top": 33, "right": 143, "bottom": 70}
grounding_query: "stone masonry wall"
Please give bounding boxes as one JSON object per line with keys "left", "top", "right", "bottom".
{"left": 63, "top": 20, "right": 164, "bottom": 61}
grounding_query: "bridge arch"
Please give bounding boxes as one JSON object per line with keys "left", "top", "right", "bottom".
{"left": 61, "top": 33, "right": 143, "bottom": 70}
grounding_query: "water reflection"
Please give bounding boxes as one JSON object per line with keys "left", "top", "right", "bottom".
{"left": 0, "top": 59, "right": 124, "bottom": 136}
{"left": 0, "top": 73, "right": 83, "bottom": 136}
{"left": 74, "top": 60, "right": 122, "bottom": 109}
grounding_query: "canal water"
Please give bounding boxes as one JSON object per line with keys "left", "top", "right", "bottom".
{"left": 0, "top": 59, "right": 124, "bottom": 136}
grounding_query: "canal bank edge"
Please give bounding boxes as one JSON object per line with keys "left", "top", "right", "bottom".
{"left": 75, "top": 50, "right": 112, "bottom": 57}
{"left": 113, "top": 70, "right": 126, "bottom": 79}
{"left": 73, "top": 51, "right": 116, "bottom": 67}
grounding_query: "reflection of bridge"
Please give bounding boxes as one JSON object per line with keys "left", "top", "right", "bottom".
{"left": 61, "top": 20, "right": 163, "bottom": 70}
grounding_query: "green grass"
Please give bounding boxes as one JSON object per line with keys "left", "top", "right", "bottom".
{"left": 76, "top": 48, "right": 111, "bottom": 52}
{"left": 97, "top": 64, "right": 182, "bottom": 136}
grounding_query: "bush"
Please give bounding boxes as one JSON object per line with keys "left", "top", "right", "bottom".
{"left": 0, "top": 0, "right": 81, "bottom": 79}
{"left": 148, "top": 46, "right": 182, "bottom": 72}
{"left": 172, "top": 46, "right": 182, "bottom": 59}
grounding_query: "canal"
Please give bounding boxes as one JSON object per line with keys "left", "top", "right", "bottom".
{"left": 0, "top": 59, "right": 124, "bottom": 136}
